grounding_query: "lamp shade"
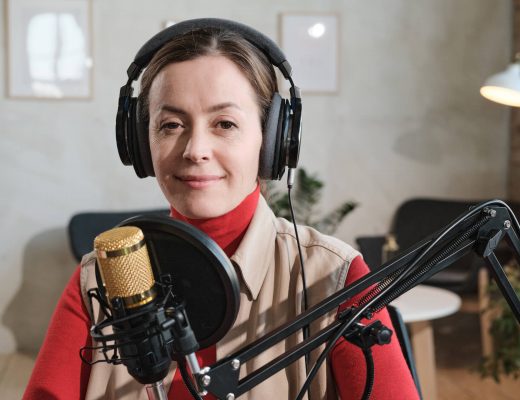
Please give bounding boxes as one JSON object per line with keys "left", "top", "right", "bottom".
{"left": 480, "top": 63, "right": 520, "bottom": 107}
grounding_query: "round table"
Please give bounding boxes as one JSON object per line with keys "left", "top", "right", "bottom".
{"left": 391, "top": 285, "right": 461, "bottom": 400}
{"left": 391, "top": 284, "right": 461, "bottom": 322}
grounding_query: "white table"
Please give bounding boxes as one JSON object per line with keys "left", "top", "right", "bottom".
{"left": 391, "top": 285, "right": 461, "bottom": 400}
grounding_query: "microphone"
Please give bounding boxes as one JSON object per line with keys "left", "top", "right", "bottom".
{"left": 82, "top": 216, "right": 241, "bottom": 398}
{"left": 94, "top": 226, "right": 199, "bottom": 397}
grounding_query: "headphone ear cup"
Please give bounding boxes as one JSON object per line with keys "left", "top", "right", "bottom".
{"left": 135, "top": 99, "right": 155, "bottom": 177}
{"left": 259, "top": 93, "right": 284, "bottom": 180}
{"left": 287, "top": 93, "right": 302, "bottom": 169}
{"left": 126, "top": 98, "right": 154, "bottom": 178}
{"left": 116, "top": 96, "right": 132, "bottom": 166}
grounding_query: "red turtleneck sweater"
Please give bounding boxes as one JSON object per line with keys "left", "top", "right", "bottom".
{"left": 24, "top": 185, "right": 418, "bottom": 400}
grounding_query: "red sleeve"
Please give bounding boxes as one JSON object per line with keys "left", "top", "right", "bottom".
{"left": 23, "top": 267, "right": 92, "bottom": 400}
{"left": 330, "top": 256, "right": 420, "bottom": 400}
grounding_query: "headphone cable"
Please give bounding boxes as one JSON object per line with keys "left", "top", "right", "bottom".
{"left": 287, "top": 168, "right": 311, "bottom": 378}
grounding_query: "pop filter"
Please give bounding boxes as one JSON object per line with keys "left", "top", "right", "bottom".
{"left": 116, "top": 214, "right": 240, "bottom": 349}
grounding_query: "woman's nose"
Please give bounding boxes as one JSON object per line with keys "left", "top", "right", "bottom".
{"left": 182, "top": 129, "right": 210, "bottom": 163}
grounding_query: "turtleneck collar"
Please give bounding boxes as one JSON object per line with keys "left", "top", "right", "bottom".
{"left": 169, "top": 184, "right": 260, "bottom": 257}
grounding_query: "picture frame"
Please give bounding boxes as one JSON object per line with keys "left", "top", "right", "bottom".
{"left": 279, "top": 13, "right": 339, "bottom": 94}
{"left": 5, "top": 0, "right": 93, "bottom": 99}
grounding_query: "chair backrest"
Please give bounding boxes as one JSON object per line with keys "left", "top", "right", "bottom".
{"left": 391, "top": 198, "right": 479, "bottom": 249}
{"left": 355, "top": 236, "right": 386, "bottom": 270}
{"left": 392, "top": 197, "right": 520, "bottom": 247}
{"left": 67, "top": 208, "right": 169, "bottom": 262}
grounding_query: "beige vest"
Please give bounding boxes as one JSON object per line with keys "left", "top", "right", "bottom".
{"left": 80, "top": 196, "right": 360, "bottom": 400}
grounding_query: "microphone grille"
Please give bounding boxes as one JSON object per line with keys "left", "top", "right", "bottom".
{"left": 94, "top": 226, "right": 156, "bottom": 308}
{"left": 94, "top": 225, "right": 144, "bottom": 252}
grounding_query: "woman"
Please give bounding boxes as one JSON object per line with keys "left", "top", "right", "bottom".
{"left": 24, "top": 19, "right": 419, "bottom": 400}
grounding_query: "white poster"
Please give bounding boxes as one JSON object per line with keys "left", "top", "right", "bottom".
{"left": 280, "top": 13, "right": 339, "bottom": 94}
{"left": 6, "top": 0, "right": 92, "bottom": 99}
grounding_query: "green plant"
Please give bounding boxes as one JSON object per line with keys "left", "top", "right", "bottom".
{"left": 479, "top": 263, "right": 520, "bottom": 382}
{"left": 266, "top": 168, "right": 357, "bottom": 235}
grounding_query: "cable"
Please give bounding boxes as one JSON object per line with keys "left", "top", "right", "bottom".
{"left": 287, "top": 168, "right": 311, "bottom": 391}
{"left": 361, "top": 348, "right": 375, "bottom": 400}
{"left": 287, "top": 186, "right": 309, "bottom": 316}
{"left": 286, "top": 169, "right": 309, "bottom": 316}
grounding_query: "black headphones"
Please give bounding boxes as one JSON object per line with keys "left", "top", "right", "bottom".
{"left": 116, "top": 18, "right": 302, "bottom": 181}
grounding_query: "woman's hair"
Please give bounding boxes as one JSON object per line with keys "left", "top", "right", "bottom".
{"left": 139, "top": 28, "right": 278, "bottom": 129}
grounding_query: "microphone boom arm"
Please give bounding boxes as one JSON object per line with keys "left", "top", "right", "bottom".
{"left": 195, "top": 200, "right": 520, "bottom": 399}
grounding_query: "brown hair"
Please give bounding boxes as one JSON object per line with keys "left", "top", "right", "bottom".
{"left": 139, "top": 28, "right": 278, "bottom": 128}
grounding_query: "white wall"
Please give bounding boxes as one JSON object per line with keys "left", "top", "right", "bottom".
{"left": 0, "top": 0, "right": 512, "bottom": 353}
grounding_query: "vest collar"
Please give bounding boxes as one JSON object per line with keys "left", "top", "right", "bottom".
{"left": 230, "top": 195, "right": 277, "bottom": 300}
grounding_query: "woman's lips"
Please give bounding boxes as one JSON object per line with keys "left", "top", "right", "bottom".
{"left": 176, "top": 175, "right": 223, "bottom": 189}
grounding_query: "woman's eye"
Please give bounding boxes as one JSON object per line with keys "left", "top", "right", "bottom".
{"left": 161, "top": 122, "right": 182, "bottom": 131}
{"left": 217, "top": 120, "right": 237, "bottom": 130}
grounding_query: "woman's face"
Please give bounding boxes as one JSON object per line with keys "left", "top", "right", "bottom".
{"left": 148, "top": 55, "right": 263, "bottom": 219}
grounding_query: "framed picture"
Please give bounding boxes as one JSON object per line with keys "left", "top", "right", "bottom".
{"left": 5, "top": 0, "right": 93, "bottom": 99}
{"left": 279, "top": 13, "right": 339, "bottom": 94}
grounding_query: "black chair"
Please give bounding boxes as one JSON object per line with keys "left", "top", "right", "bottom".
{"left": 67, "top": 208, "right": 169, "bottom": 262}
{"left": 356, "top": 198, "right": 520, "bottom": 293}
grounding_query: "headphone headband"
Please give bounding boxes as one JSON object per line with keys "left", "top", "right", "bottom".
{"left": 128, "top": 18, "right": 292, "bottom": 81}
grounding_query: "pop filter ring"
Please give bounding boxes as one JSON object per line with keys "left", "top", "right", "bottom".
{"left": 117, "top": 214, "right": 240, "bottom": 349}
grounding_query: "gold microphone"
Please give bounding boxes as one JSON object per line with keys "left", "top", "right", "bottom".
{"left": 89, "top": 224, "right": 202, "bottom": 396}
{"left": 93, "top": 225, "right": 173, "bottom": 397}
{"left": 94, "top": 226, "right": 156, "bottom": 309}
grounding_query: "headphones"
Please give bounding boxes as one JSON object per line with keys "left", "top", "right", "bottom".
{"left": 116, "top": 18, "right": 302, "bottom": 181}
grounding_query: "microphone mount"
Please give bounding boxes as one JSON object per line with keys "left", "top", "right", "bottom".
{"left": 192, "top": 200, "right": 520, "bottom": 399}
{"left": 80, "top": 275, "right": 202, "bottom": 398}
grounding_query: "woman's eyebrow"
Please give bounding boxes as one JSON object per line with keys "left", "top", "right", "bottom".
{"left": 158, "top": 102, "right": 242, "bottom": 115}
{"left": 205, "top": 102, "right": 242, "bottom": 113}
{"left": 158, "top": 104, "right": 188, "bottom": 115}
